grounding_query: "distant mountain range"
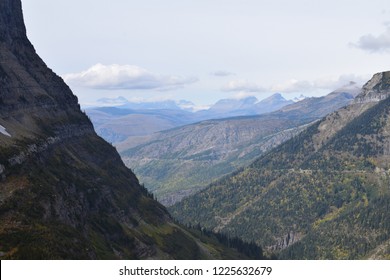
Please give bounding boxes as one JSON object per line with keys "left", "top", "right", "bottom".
{"left": 119, "top": 87, "right": 358, "bottom": 206}
{"left": 195, "top": 93, "right": 294, "bottom": 119}
{"left": 96, "top": 97, "right": 196, "bottom": 111}
{"left": 170, "top": 71, "right": 390, "bottom": 259}
{"left": 95, "top": 93, "right": 293, "bottom": 114}
{"left": 86, "top": 93, "right": 296, "bottom": 144}
{"left": 86, "top": 107, "right": 195, "bottom": 143}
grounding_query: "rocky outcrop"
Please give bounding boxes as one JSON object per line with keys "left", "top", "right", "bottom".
{"left": 269, "top": 232, "right": 303, "bottom": 251}
{"left": 354, "top": 71, "right": 390, "bottom": 103}
{"left": 0, "top": 0, "right": 26, "bottom": 44}
{"left": 5, "top": 125, "right": 94, "bottom": 169}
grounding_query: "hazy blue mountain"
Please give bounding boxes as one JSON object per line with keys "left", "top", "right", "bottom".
{"left": 86, "top": 94, "right": 295, "bottom": 144}
{"left": 96, "top": 96, "right": 197, "bottom": 111}
{"left": 207, "top": 96, "right": 259, "bottom": 113}
{"left": 254, "top": 93, "right": 295, "bottom": 114}
{"left": 194, "top": 94, "right": 294, "bottom": 119}
{"left": 85, "top": 107, "right": 197, "bottom": 143}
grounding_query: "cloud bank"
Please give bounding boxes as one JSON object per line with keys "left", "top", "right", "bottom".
{"left": 222, "top": 79, "right": 266, "bottom": 92}
{"left": 211, "top": 70, "right": 236, "bottom": 77}
{"left": 63, "top": 64, "right": 198, "bottom": 90}
{"left": 272, "top": 75, "right": 366, "bottom": 93}
{"left": 223, "top": 75, "right": 366, "bottom": 95}
{"left": 352, "top": 27, "right": 390, "bottom": 53}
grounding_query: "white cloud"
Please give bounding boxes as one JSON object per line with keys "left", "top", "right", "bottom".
{"left": 231, "top": 91, "right": 257, "bottom": 100}
{"left": 63, "top": 64, "right": 198, "bottom": 90}
{"left": 271, "top": 75, "right": 367, "bottom": 93}
{"left": 315, "top": 74, "right": 367, "bottom": 89}
{"left": 352, "top": 27, "right": 390, "bottom": 53}
{"left": 222, "top": 79, "right": 266, "bottom": 92}
{"left": 271, "top": 79, "right": 313, "bottom": 93}
{"left": 211, "top": 70, "right": 236, "bottom": 77}
{"left": 222, "top": 75, "right": 365, "bottom": 96}
{"left": 96, "top": 96, "right": 129, "bottom": 106}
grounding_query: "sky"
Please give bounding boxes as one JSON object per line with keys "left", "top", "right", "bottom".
{"left": 21, "top": 0, "right": 390, "bottom": 108}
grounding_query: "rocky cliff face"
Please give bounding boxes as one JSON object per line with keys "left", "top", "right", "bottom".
{"left": 354, "top": 71, "right": 390, "bottom": 103}
{"left": 0, "top": 0, "right": 83, "bottom": 152}
{"left": 0, "top": 0, "right": 246, "bottom": 259}
{"left": 0, "top": 0, "right": 26, "bottom": 43}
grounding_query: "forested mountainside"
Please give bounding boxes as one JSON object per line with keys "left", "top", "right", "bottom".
{"left": 171, "top": 71, "right": 390, "bottom": 259}
{"left": 0, "top": 0, "right": 254, "bottom": 259}
{"left": 120, "top": 89, "right": 356, "bottom": 206}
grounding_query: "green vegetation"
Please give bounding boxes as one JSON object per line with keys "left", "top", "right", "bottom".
{"left": 186, "top": 223, "right": 268, "bottom": 259}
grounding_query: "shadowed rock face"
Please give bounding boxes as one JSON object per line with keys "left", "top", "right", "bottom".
{"left": 0, "top": 0, "right": 26, "bottom": 43}
{"left": 0, "top": 2, "right": 81, "bottom": 149}
{"left": 0, "top": 0, "right": 79, "bottom": 119}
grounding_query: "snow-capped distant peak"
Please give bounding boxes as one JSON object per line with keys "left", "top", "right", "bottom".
{"left": 260, "top": 93, "right": 287, "bottom": 102}
{"left": 293, "top": 94, "right": 308, "bottom": 102}
{"left": 176, "top": 100, "right": 197, "bottom": 111}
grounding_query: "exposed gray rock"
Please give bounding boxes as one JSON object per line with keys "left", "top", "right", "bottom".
{"left": 354, "top": 71, "right": 390, "bottom": 103}
{"left": 6, "top": 125, "right": 94, "bottom": 167}
{"left": 0, "top": 0, "right": 26, "bottom": 44}
{"left": 269, "top": 231, "right": 303, "bottom": 251}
